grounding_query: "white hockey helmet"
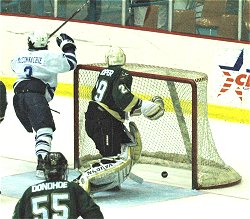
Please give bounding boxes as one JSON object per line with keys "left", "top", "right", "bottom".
{"left": 28, "top": 31, "right": 49, "bottom": 49}
{"left": 105, "top": 46, "right": 126, "bottom": 66}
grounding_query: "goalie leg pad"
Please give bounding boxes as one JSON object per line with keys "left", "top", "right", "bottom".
{"left": 128, "top": 122, "right": 142, "bottom": 163}
{"left": 79, "top": 157, "right": 132, "bottom": 193}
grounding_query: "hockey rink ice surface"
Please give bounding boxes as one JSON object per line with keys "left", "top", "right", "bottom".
{"left": 0, "top": 93, "right": 249, "bottom": 219}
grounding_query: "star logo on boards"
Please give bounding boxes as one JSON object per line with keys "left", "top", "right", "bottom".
{"left": 218, "top": 50, "right": 250, "bottom": 101}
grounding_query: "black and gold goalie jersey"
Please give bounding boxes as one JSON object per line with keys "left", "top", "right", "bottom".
{"left": 92, "top": 66, "right": 139, "bottom": 121}
{"left": 12, "top": 180, "right": 104, "bottom": 219}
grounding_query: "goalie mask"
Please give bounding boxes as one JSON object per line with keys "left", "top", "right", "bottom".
{"left": 105, "top": 46, "right": 126, "bottom": 66}
{"left": 44, "top": 152, "right": 68, "bottom": 181}
{"left": 28, "top": 31, "right": 49, "bottom": 50}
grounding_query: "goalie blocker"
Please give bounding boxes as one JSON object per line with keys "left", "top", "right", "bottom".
{"left": 77, "top": 122, "right": 142, "bottom": 193}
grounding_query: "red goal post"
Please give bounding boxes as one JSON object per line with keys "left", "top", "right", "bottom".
{"left": 74, "top": 63, "right": 241, "bottom": 190}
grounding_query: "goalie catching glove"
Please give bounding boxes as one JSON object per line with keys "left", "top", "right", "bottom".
{"left": 56, "top": 33, "right": 76, "bottom": 52}
{"left": 142, "top": 96, "right": 164, "bottom": 120}
{"left": 131, "top": 96, "right": 164, "bottom": 120}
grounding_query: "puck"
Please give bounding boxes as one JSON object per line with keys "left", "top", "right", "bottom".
{"left": 161, "top": 171, "right": 168, "bottom": 178}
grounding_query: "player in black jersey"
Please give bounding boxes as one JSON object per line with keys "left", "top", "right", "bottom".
{"left": 0, "top": 81, "right": 7, "bottom": 124}
{"left": 81, "top": 47, "right": 164, "bottom": 193}
{"left": 85, "top": 46, "right": 164, "bottom": 157}
{"left": 12, "top": 152, "right": 104, "bottom": 219}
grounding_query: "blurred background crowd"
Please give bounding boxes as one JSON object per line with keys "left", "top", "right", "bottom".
{"left": 0, "top": 0, "right": 249, "bottom": 41}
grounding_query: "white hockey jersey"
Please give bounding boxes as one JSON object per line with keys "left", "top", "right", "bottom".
{"left": 11, "top": 49, "right": 77, "bottom": 101}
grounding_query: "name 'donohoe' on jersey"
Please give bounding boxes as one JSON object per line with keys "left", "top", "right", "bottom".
{"left": 32, "top": 181, "right": 68, "bottom": 192}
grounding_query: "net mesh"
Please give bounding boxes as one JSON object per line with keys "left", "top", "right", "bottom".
{"left": 75, "top": 63, "right": 241, "bottom": 189}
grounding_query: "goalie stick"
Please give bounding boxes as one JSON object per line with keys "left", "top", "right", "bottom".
{"left": 129, "top": 172, "right": 144, "bottom": 184}
{"left": 49, "top": 0, "right": 90, "bottom": 39}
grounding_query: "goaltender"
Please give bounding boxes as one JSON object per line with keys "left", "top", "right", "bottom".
{"left": 79, "top": 46, "right": 165, "bottom": 193}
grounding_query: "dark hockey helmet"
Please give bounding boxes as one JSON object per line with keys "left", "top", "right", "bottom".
{"left": 44, "top": 152, "right": 68, "bottom": 180}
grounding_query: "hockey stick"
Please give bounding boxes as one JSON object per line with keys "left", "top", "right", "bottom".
{"left": 49, "top": 0, "right": 90, "bottom": 39}
{"left": 50, "top": 108, "right": 60, "bottom": 114}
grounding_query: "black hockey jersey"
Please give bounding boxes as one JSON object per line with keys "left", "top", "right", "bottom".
{"left": 12, "top": 180, "right": 104, "bottom": 219}
{"left": 91, "top": 66, "right": 139, "bottom": 121}
{"left": 0, "top": 81, "right": 7, "bottom": 122}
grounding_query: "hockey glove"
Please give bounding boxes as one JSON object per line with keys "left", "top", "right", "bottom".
{"left": 141, "top": 97, "right": 164, "bottom": 120}
{"left": 56, "top": 33, "right": 76, "bottom": 52}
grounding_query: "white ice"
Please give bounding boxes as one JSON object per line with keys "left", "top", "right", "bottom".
{"left": 0, "top": 92, "right": 249, "bottom": 219}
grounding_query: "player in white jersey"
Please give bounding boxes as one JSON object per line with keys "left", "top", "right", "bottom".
{"left": 11, "top": 31, "right": 77, "bottom": 178}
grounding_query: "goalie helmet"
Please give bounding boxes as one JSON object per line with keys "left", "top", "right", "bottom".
{"left": 28, "top": 31, "right": 49, "bottom": 49}
{"left": 44, "top": 152, "right": 68, "bottom": 180}
{"left": 105, "top": 46, "right": 126, "bottom": 66}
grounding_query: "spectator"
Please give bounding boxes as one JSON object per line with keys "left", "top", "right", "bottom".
{"left": 84, "top": 0, "right": 101, "bottom": 22}
{"left": 132, "top": 0, "right": 168, "bottom": 29}
{"left": 20, "top": 0, "right": 31, "bottom": 14}
{"left": 32, "top": 0, "right": 44, "bottom": 16}
{"left": 132, "top": 0, "right": 192, "bottom": 29}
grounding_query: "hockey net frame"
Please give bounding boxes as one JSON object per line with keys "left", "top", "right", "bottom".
{"left": 74, "top": 63, "right": 241, "bottom": 190}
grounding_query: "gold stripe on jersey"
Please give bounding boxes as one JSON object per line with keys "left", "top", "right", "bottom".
{"left": 97, "top": 102, "right": 125, "bottom": 122}
{"left": 124, "top": 96, "right": 139, "bottom": 112}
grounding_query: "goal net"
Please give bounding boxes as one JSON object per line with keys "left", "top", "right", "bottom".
{"left": 74, "top": 63, "right": 241, "bottom": 190}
